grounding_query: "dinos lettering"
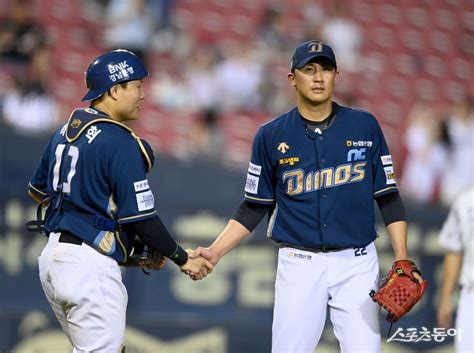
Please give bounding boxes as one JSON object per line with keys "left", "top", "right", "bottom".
{"left": 282, "top": 162, "right": 366, "bottom": 195}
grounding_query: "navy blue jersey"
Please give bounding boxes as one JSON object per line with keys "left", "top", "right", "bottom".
{"left": 28, "top": 108, "right": 157, "bottom": 261}
{"left": 244, "top": 103, "right": 398, "bottom": 249}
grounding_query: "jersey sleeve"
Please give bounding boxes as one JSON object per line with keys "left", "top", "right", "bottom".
{"left": 107, "top": 138, "right": 157, "bottom": 224}
{"left": 370, "top": 118, "right": 399, "bottom": 198}
{"left": 439, "top": 200, "right": 463, "bottom": 252}
{"left": 28, "top": 136, "right": 53, "bottom": 202}
{"left": 244, "top": 127, "right": 275, "bottom": 205}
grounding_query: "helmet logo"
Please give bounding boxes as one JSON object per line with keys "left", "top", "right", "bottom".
{"left": 107, "top": 61, "right": 135, "bottom": 82}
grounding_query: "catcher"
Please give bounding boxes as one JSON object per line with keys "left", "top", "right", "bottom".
{"left": 26, "top": 49, "right": 212, "bottom": 353}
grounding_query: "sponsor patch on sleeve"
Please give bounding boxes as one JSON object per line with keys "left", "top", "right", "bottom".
{"left": 248, "top": 162, "right": 262, "bottom": 176}
{"left": 245, "top": 173, "right": 260, "bottom": 194}
{"left": 384, "top": 166, "right": 397, "bottom": 185}
{"left": 381, "top": 155, "right": 393, "bottom": 165}
{"left": 136, "top": 190, "right": 155, "bottom": 211}
{"left": 134, "top": 179, "right": 149, "bottom": 192}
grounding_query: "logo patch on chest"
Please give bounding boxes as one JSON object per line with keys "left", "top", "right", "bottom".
{"left": 277, "top": 142, "right": 290, "bottom": 154}
{"left": 279, "top": 157, "right": 300, "bottom": 166}
{"left": 346, "top": 140, "right": 373, "bottom": 147}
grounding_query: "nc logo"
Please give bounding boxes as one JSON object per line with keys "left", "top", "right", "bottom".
{"left": 347, "top": 148, "right": 366, "bottom": 161}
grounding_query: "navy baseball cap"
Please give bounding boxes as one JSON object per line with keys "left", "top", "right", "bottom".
{"left": 291, "top": 40, "right": 337, "bottom": 71}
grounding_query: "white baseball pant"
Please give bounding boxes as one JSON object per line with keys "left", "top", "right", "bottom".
{"left": 38, "top": 232, "right": 127, "bottom": 353}
{"left": 272, "top": 241, "right": 380, "bottom": 353}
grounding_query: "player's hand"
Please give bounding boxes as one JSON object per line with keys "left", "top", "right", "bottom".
{"left": 437, "top": 299, "right": 453, "bottom": 329}
{"left": 157, "top": 256, "right": 167, "bottom": 271}
{"left": 180, "top": 256, "right": 213, "bottom": 280}
{"left": 412, "top": 271, "right": 424, "bottom": 284}
{"left": 189, "top": 247, "right": 220, "bottom": 266}
{"left": 395, "top": 257, "right": 425, "bottom": 284}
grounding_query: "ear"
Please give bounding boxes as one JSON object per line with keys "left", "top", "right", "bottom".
{"left": 287, "top": 72, "right": 296, "bottom": 87}
{"left": 108, "top": 85, "right": 120, "bottom": 100}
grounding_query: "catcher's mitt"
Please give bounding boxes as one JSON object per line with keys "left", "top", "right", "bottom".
{"left": 120, "top": 236, "right": 166, "bottom": 274}
{"left": 370, "top": 260, "right": 427, "bottom": 323}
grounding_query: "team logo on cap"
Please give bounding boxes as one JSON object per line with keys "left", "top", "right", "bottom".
{"left": 308, "top": 41, "right": 323, "bottom": 53}
{"left": 277, "top": 142, "right": 290, "bottom": 154}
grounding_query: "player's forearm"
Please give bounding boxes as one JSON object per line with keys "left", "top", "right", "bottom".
{"left": 210, "top": 219, "right": 251, "bottom": 259}
{"left": 122, "top": 216, "right": 188, "bottom": 266}
{"left": 387, "top": 220, "right": 408, "bottom": 260}
{"left": 439, "top": 251, "right": 463, "bottom": 303}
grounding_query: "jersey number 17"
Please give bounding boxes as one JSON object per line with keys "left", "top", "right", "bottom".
{"left": 52, "top": 144, "right": 79, "bottom": 194}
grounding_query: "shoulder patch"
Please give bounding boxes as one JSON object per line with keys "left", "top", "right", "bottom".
{"left": 381, "top": 155, "right": 393, "bottom": 165}
{"left": 384, "top": 166, "right": 397, "bottom": 185}
{"left": 248, "top": 162, "right": 262, "bottom": 175}
{"left": 245, "top": 173, "right": 260, "bottom": 194}
{"left": 136, "top": 190, "right": 155, "bottom": 211}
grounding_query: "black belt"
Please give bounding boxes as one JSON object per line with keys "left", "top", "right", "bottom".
{"left": 58, "top": 231, "right": 83, "bottom": 245}
{"left": 278, "top": 242, "right": 347, "bottom": 253}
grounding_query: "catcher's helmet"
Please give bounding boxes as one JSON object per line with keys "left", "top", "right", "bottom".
{"left": 82, "top": 49, "right": 149, "bottom": 102}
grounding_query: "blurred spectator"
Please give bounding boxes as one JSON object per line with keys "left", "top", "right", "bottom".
{"left": 301, "top": 0, "right": 325, "bottom": 25}
{"left": 0, "top": 0, "right": 46, "bottom": 64}
{"left": 214, "top": 42, "right": 262, "bottom": 112}
{"left": 186, "top": 107, "right": 225, "bottom": 163}
{"left": 300, "top": 0, "right": 325, "bottom": 41}
{"left": 1, "top": 77, "right": 58, "bottom": 135}
{"left": 320, "top": 0, "right": 363, "bottom": 72}
{"left": 401, "top": 99, "right": 448, "bottom": 204}
{"left": 256, "top": 5, "right": 293, "bottom": 53}
{"left": 102, "top": 0, "right": 154, "bottom": 61}
{"left": 185, "top": 46, "right": 220, "bottom": 111}
{"left": 439, "top": 96, "right": 474, "bottom": 206}
{"left": 259, "top": 58, "right": 293, "bottom": 115}
{"left": 1, "top": 44, "right": 58, "bottom": 135}
{"left": 151, "top": 23, "right": 195, "bottom": 61}
{"left": 149, "top": 59, "right": 191, "bottom": 111}
{"left": 147, "top": 0, "right": 175, "bottom": 31}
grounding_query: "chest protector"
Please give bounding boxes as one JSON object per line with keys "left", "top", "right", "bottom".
{"left": 42, "top": 108, "right": 154, "bottom": 263}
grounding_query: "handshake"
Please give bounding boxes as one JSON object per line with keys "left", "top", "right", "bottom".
{"left": 180, "top": 247, "right": 218, "bottom": 280}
